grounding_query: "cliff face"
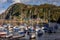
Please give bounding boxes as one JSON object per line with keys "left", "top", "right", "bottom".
{"left": 0, "top": 3, "right": 60, "bottom": 22}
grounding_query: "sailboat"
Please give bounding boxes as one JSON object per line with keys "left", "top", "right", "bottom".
{"left": 35, "top": 11, "right": 45, "bottom": 37}
{"left": 27, "top": 9, "right": 36, "bottom": 39}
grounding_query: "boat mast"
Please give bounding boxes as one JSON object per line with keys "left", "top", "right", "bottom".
{"left": 2, "top": 12, "right": 5, "bottom": 25}
{"left": 44, "top": 9, "right": 45, "bottom": 21}
{"left": 49, "top": 10, "right": 50, "bottom": 27}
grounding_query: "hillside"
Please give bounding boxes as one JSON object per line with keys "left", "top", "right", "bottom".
{"left": 0, "top": 3, "right": 60, "bottom": 23}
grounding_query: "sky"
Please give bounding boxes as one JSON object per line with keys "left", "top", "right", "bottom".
{"left": 0, "top": 0, "right": 60, "bottom": 14}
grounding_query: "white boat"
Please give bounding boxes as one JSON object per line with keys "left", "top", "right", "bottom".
{"left": 12, "top": 26, "right": 25, "bottom": 38}
{"left": 29, "top": 32, "right": 36, "bottom": 39}
{"left": 28, "top": 26, "right": 36, "bottom": 39}
{"left": 0, "top": 27, "right": 7, "bottom": 37}
{"left": 35, "top": 25, "right": 44, "bottom": 37}
{"left": 0, "top": 32, "right": 7, "bottom": 37}
{"left": 0, "top": 27, "right": 12, "bottom": 38}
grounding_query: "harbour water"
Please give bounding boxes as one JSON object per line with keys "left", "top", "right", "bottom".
{"left": 12, "top": 23, "right": 60, "bottom": 40}
{"left": 6, "top": 32, "right": 60, "bottom": 40}
{"left": 0, "top": 23, "right": 60, "bottom": 40}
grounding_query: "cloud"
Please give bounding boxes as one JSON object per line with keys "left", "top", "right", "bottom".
{"left": 0, "top": 9, "right": 6, "bottom": 14}
{"left": 20, "top": 0, "right": 31, "bottom": 3}
{"left": 11, "top": 0, "right": 31, "bottom": 4}
{"left": 0, "top": 0, "right": 7, "bottom": 3}
{"left": 12, "top": 0, "right": 21, "bottom": 3}
{"left": 0, "top": 0, "right": 60, "bottom": 6}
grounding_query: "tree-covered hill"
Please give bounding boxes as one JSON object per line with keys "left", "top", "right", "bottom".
{"left": 0, "top": 3, "right": 60, "bottom": 22}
